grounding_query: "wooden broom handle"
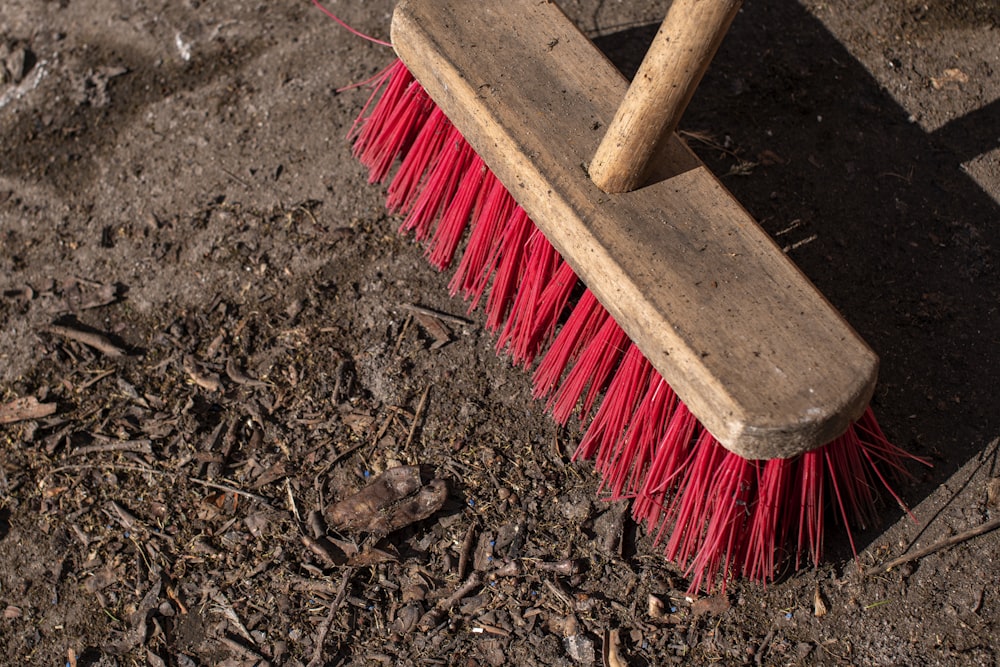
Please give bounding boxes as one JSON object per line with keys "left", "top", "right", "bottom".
{"left": 590, "top": 0, "right": 742, "bottom": 193}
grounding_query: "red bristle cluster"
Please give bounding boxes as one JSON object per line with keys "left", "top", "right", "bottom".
{"left": 349, "top": 59, "right": 924, "bottom": 591}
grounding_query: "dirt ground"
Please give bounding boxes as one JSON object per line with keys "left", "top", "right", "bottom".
{"left": 1, "top": 0, "right": 999, "bottom": 665}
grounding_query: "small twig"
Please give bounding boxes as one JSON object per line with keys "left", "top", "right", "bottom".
{"left": 301, "top": 535, "right": 343, "bottom": 567}
{"left": 781, "top": 234, "right": 818, "bottom": 253}
{"left": 285, "top": 478, "right": 301, "bottom": 522}
{"left": 401, "top": 303, "right": 472, "bottom": 326}
{"left": 900, "top": 437, "right": 1000, "bottom": 556}
{"left": 534, "top": 559, "right": 583, "bottom": 576}
{"left": 105, "top": 500, "right": 175, "bottom": 545}
{"left": 73, "top": 437, "right": 153, "bottom": 457}
{"left": 404, "top": 385, "right": 431, "bottom": 450}
{"left": 418, "top": 572, "right": 483, "bottom": 631}
{"left": 189, "top": 477, "right": 273, "bottom": 506}
{"left": 331, "top": 440, "right": 367, "bottom": 469}
{"left": 289, "top": 575, "right": 350, "bottom": 595}
{"left": 48, "top": 323, "right": 126, "bottom": 357}
{"left": 108, "top": 500, "right": 139, "bottom": 531}
{"left": 865, "top": 515, "right": 1000, "bottom": 576}
{"left": 218, "top": 635, "right": 271, "bottom": 667}
{"left": 543, "top": 578, "right": 576, "bottom": 611}
{"left": 773, "top": 219, "right": 803, "bottom": 237}
{"left": 48, "top": 463, "right": 168, "bottom": 476}
{"left": 183, "top": 355, "right": 223, "bottom": 392}
{"left": 0, "top": 396, "right": 57, "bottom": 424}
{"left": 458, "top": 521, "right": 477, "bottom": 580}
{"left": 76, "top": 369, "right": 115, "bottom": 390}
{"left": 392, "top": 313, "right": 413, "bottom": 357}
{"left": 306, "top": 567, "right": 354, "bottom": 667}
{"left": 754, "top": 629, "right": 775, "bottom": 666}
{"left": 225, "top": 358, "right": 269, "bottom": 387}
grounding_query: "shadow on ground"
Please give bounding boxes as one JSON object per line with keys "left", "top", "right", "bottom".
{"left": 594, "top": 0, "right": 1000, "bottom": 558}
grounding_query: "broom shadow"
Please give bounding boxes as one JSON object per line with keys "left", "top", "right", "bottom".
{"left": 593, "top": 0, "right": 1000, "bottom": 565}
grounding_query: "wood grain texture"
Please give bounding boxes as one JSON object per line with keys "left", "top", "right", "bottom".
{"left": 391, "top": 0, "right": 877, "bottom": 459}
{"left": 589, "top": 0, "right": 742, "bottom": 193}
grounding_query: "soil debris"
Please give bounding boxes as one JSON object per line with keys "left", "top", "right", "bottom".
{"left": 325, "top": 465, "right": 448, "bottom": 535}
{"left": 48, "top": 321, "right": 127, "bottom": 357}
{"left": 0, "top": 395, "right": 56, "bottom": 423}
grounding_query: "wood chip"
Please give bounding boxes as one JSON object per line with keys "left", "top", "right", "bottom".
{"left": 931, "top": 67, "right": 969, "bottom": 89}
{"left": 225, "top": 358, "right": 268, "bottom": 387}
{"left": 987, "top": 477, "right": 1000, "bottom": 509}
{"left": 183, "top": 355, "right": 223, "bottom": 392}
{"left": 690, "top": 594, "right": 730, "bottom": 617}
{"left": 0, "top": 396, "right": 57, "bottom": 424}
{"left": 48, "top": 323, "right": 126, "bottom": 357}
{"left": 326, "top": 466, "right": 448, "bottom": 536}
{"left": 604, "top": 628, "right": 627, "bottom": 667}
{"left": 813, "top": 584, "right": 828, "bottom": 618}
{"left": 412, "top": 310, "right": 452, "bottom": 349}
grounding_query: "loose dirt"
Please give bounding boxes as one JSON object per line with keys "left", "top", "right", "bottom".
{"left": 2, "top": 0, "right": 998, "bottom": 665}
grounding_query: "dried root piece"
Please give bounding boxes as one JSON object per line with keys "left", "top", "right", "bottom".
{"left": 325, "top": 466, "right": 448, "bottom": 535}
{"left": 0, "top": 396, "right": 56, "bottom": 424}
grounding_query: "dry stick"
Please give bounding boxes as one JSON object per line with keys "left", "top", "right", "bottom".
{"left": 306, "top": 567, "right": 355, "bottom": 667}
{"left": 0, "top": 396, "right": 57, "bottom": 424}
{"left": 898, "top": 437, "right": 1000, "bottom": 559}
{"left": 392, "top": 313, "right": 414, "bottom": 357}
{"left": 457, "top": 521, "right": 477, "bottom": 580}
{"left": 189, "top": 477, "right": 274, "bottom": 506}
{"left": 73, "top": 438, "right": 153, "bottom": 456}
{"left": 285, "top": 478, "right": 301, "bottom": 522}
{"left": 401, "top": 303, "right": 472, "bottom": 326}
{"left": 48, "top": 463, "right": 168, "bottom": 476}
{"left": 77, "top": 369, "right": 115, "bottom": 390}
{"left": 218, "top": 636, "right": 271, "bottom": 667}
{"left": 418, "top": 572, "right": 483, "bottom": 632}
{"left": 225, "top": 358, "right": 269, "bottom": 387}
{"left": 865, "top": 515, "right": 1000, "bottom": 576}
{"left": 48, "top": 324, "right": 126, "bottom": 357}
{"left": 404, "top": 385, "right": 432, "bottom": 450}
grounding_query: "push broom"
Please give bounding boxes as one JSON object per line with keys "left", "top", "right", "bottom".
{"left": 326, "top": 0, "right": 921, "bottom": 590}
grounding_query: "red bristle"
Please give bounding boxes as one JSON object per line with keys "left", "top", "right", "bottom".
{"left": 386, "top": 106, "right": 451, "bottom": 214}
{"left": 552, "top": 312, "right": 628, "bottom": 425}
{"left": 448, "top": 172, "right": 516, "bottom": 307}
{"left": 497, "top": 230, "right": 567, "bottom": 366}
{"left": 611, "top": 376, "right": 679, "bottom": 499}
{"left": 399, "top": 124, "right": 471, "bottom": 240}
{"left": 532, "top": 288, "right": 602, "bottom": 401}
{"left": 632, "top": 401, "right": 699, "bottom": 529}
{"left": 661, "top": 431, "right": 727, "bottom": 567}
{"left": 427, "top": 152, "right": 486, "bottom": 270}
{"left": 837, "top": 428, "right": 881, "bottom": 530}
{"left": 743, "top": 457, "right": 792, "bottom": 582}
{"left": 519, "top": 258, "right": 578, "bottom": 365}
{"left": 344, "top": 62, "right": 396, "bottom": 140}
{"left": 352, "top": 62, "right": 434, "bottom": 183}
{"left": 823, "top": 441, "right": 861, "bottom": 560}
{"left": 796, "top": 448, "right": 824, "bottom": 568}
{"left": 484, "top": 208, "right": 532, "bottom": 332}
{"left": 348, "top": 58, "right": 925, "bottom": 592}
{"left": 574, "top": 343, "right": 653, "bottom": 473}
{"left": 687, "top": 453, "right": 755, "bottom": 593}
{"left": 853, "top": 410, "right": 922, "bottom": 519}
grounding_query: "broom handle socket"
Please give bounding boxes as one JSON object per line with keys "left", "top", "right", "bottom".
{"left": 589, "top": 0, "right": 742, "bottom": 194}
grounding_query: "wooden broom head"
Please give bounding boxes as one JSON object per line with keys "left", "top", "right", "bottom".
{"left": 389, "top": 0, "right": 877, "bottom": 460}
